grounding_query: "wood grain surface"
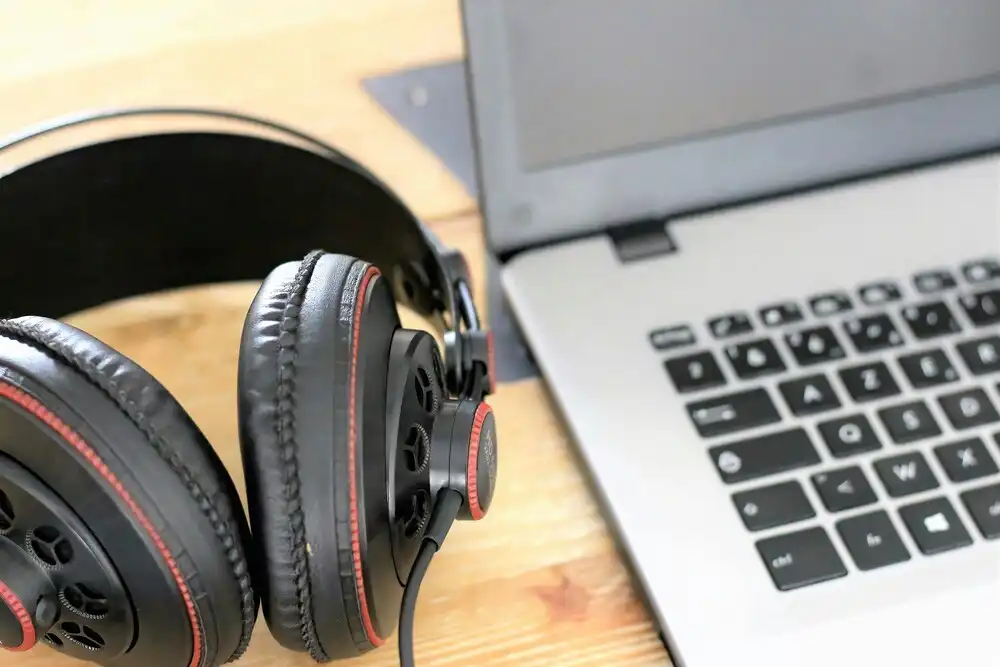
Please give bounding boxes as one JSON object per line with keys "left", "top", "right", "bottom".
{"left": 0, "top": 3, "right": 671, "bottom": 666}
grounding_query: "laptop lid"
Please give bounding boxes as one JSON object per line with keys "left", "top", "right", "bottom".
{"left": 461, "top": 0, "right": 1000, "bottom": 257}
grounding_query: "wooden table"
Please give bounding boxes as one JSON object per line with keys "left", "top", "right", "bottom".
{"left": 0, "top": 2, "right": 670, "bottom": 666}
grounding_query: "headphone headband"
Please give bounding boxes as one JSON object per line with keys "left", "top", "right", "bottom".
{"left": 0, "top": 108, "right": 492, "bottom": 399}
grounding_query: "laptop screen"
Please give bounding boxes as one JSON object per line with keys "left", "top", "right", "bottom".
{"left": 462, "top": 0, "right": 1000, "bottom": 254}
{"left": 506, "top": 0, "right": 1000, "bottom": 172}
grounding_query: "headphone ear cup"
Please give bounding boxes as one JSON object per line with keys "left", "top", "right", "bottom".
{"left": 0, "top": 316, "right": 256, "bottom": 667}
{"left": 238, "top": 251, "right": 402, "bottom": 661}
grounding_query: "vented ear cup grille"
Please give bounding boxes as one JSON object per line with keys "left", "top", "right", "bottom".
{"left": 60, "top": 583, "right": 109, "bottom": 619}
{"left": 399, "top": 489, "right": 430, "bottom": 539}
{"left": 58, "top": 621, "right": 105, "bottom": 651}
{"left": 413, "top": 366, "right": 439, "bottom": 414}
{"left": 430, "top": 350, "right": 445, "bottom": 400}
{"left": 388, "top": 330, "right": 443, "bottom": 583}
{"left": 25, "top": 526, "right": 73, "bottom": 569}
{"left": 0, "top": 454, "right": 133, "bottom": 661}
{"left": 0, "top": 489, "right": 14, "bottom": 533}
{"left": 401, "top": 425, "right": 430, "bottom": 473}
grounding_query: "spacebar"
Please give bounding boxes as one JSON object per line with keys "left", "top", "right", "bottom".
{"left": 686, "top": 387, "right": 781, "bottom": 437}
{"left": 708, "top": 428, "right": 821, "bottom": 484}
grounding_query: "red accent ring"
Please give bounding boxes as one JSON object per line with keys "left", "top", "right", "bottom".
{"left": 0, "top": 382, "right": 202, "bottom": 667}
{"left": 0, "top": 580, "right": 35, "bottom": 652}
{"left": 466, "top": 402, "right": 493, "bottom": 521}
{"left": 347, "top": 266, "right": 385, "bottom": 648}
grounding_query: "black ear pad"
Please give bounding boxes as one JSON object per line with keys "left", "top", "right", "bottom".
{"left": 0, "top": 316, "right": 256, "bottom": 667}
{"left": 238, "top": 251, "right": 402, "bottom": 661}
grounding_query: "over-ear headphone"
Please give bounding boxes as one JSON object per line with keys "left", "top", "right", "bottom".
{"left": 0, "top": 108, "right": 498, "bottom": 667}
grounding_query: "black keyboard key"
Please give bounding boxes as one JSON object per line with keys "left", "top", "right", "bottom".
{"left": 898, "top": 497, "right": 972, "bottom": 555}
{"left": 874, "top": 452, "right": 939, "bottom": 498}
{"left": 724, "top": 339, "right": 786, "bottom": 379}
{"left": 961, "top": 258, "right": 1000, "bottom": 284}
{"left": 938, "top": 388, "right": 999, "bottom": 430}
{"left": 708, "top": 428, "right": 820, "bottom": 484}
{"left": 843, "top": 314, "right": 903, "bottom": 353}
{"left": 809, "top": 292, "right": 852, "bottom": 317}
{"left": 959, "top": 483, "right": 1000, "bottom": 539}
{"left": 877, "top": 400, "right": 941, "bottom": 444}
{"left": 956, "top": 335, "right": 1000, "bottom": 375}
{"left": 897, "top": 349, "right": 959, "bottom": 388}
{"left": 759, "top": 302, "right": 803, "bottom": 328}
{"left": 732, "top": 481, "right": 815, "bottom": 532}
{"left": 756, "top": 527, "right": 847, "bottom": 592}
{"left": 686, "top": 388, "right": 781, "bottom": 438}
{"left": 665, "top": 351, "right": 726, "bottom": 393}
{"left": 838, "top": 362, "right": 900, "bottom": 403}
{"left": 778, "top": 375, "right": 841, "bottom": 416}
{"left": 958, "top": 289, "right": 1000, "bottom": 327}
{"left": 784, "top": 327, "right": 845, "bottom": 366}
{"left": 650, "top": 324, "right": 696, "bottom": 351}
{"left": 811, "top": 466, "right": 878, "bottom": 512}
{"left": 901, "top": 301, "right": 961, "bottom": 339}
{"left": 858, "top": 281, "right": 902, "bottom": 306}
{"left": 817, "top": 414, "right": 882, "bottom": 458}
{"left": 933, "top": 437, "right": 998, "bottom": 483}
{"left": 707, "top": 312, "right": 753, "bottom": 339}
{"left": 914, "top": 269, "right": 956, "bottom": 294}
{"left": 835, "top": 511, "right": 911, "bottom": 572}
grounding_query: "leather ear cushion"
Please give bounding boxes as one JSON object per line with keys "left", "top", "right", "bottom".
{"left": 0, "top": 316, "right": 257, "bottom": 666}
{"left": 238, "top": 251, "right": 399, "bottom": 661}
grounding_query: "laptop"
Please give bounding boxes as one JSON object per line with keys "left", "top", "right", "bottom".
{"left": 460, "top": 1, "right": 1000, "bottom": 665}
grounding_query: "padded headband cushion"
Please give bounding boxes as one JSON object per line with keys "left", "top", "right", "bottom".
{"left": 238, "top": 251, "right": 400, "bottom": 661}
{"left": 0, "top": 132, "right": 454, "bottom": 325}
{"left": 0, "top": 316, "right": 256, "bottom": 667}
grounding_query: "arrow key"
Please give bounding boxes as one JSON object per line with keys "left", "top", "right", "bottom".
{"left": 731, "top": 481, "right": 816, "bottom": 532}
{"left": 812, "top": 466, "right": 878, "bottom": 512}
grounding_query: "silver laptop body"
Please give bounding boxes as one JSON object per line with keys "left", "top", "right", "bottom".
{"left": 461, "top": 1, "right": 1000, "bottom": 666}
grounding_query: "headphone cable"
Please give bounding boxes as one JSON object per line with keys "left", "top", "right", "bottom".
{"left": 398, "top": 489, "right": 463, "bottom": 667}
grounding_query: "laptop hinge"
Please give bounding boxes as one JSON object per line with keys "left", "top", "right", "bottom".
{"left": 608, "top": 218, "right": 677, "bottom": 263}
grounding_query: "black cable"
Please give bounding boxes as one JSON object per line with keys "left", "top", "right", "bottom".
{"left": 399, "top": 489, "right": 464, "bottom": 667}
{"left": 398, "top": 541, "right": 435, "bottom": 667}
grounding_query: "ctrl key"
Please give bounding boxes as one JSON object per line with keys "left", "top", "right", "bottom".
{"left": 755, "top": 527, "right": 848, "bottom": 591}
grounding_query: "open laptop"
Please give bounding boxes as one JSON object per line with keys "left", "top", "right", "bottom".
{"left": 460, "top": 1, "right": 1000, "bottom": 665}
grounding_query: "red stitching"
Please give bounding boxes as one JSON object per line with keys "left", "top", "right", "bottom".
{"left": 0, "top": 580, "right": 35, "bottom": 651}
{"left": 466, "top": 403, "right": 492, "bottom": 521}
{"left": 348, "top": 266, "right": 385, "bottom": 647}
{"left": 0, "top": 382, "right": 201, "bottom": 667}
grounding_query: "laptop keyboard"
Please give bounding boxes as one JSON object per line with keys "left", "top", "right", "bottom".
{"left": 653, "top": 257, "right": 1000, "bottom": 592}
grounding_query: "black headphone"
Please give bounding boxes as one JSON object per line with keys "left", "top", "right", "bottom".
{"left": 0, "top": 108, "right": 498, "bottom": 667}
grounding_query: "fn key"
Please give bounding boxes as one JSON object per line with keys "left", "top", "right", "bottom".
{"left": 756, "top": 527, "right": 848, "bottom": 591}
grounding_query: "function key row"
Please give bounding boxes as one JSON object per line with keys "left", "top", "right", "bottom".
{"left": 648, "top": 260, "right": 1000, "bottom": 351}
{"left": 662, "top": 291, "right": 1000, "bottom": 384}
{"left": 666, "top": 323, "right": 1000, "bottom": 396}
